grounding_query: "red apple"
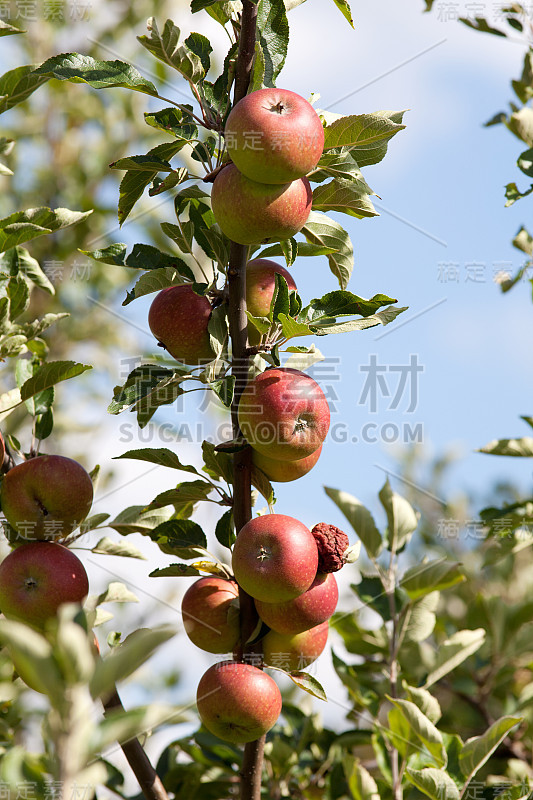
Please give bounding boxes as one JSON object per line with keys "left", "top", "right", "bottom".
{"left": 252, "top": 445, "right": 322, "bottom": 483}
{"left": 181, "top": 576, "right": 240, "bottom": 654}
{"left": 148, "top": 285, "right": 214, "bottom": 365}
{"left": 0, "top": 542, "right": 89, "bottom": 629}
{"left": 255, "top": 572, "right": 338, "bottom": 635}
{"left": 262, "top": 621, "right": 329, "bottom": 672}
{"left": 231, "top": 513, "right": 318, "bottom": 603}
{"left": 196, "top": 660, "right": 282, "bottom": 743}
{"left": 246, "top": 258, "right": 297, "bottom": 345}
{"left": 0, "top": 455, "right": 93, "bottom": 541}
{"left": 211, "top": 164, "right": 312, "bottom": 246}
{"left": 225, "top": 88, "right": 324, "bottom": 184}
{"left": 238, "top": 367, "right": 330, "bottom": 462}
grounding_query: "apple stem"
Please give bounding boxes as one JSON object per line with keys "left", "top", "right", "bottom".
{"left": 226, "top": 3, "right": 268, "bottom": 800}
{"left": 103, "top": 685, "right": 170, "bottom": 800}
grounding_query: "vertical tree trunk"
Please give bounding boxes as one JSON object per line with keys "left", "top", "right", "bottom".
{"left": 226, "top": 4, "right": 265, "bottom": 800}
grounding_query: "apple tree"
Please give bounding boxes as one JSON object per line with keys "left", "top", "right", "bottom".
{"left": 2, "top": 2, "right": 532, "bottom": 800}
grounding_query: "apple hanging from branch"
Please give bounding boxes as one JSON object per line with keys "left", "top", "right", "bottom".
{"left": 148, "top": 284, "right": 215, "bottom": 366}
{"left": 224, "top": 87, "right": 325, "bottom": 184}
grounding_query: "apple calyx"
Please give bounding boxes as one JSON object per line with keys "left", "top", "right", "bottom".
{"left": 311, "top": 523, "right": 350, "bottom": 573}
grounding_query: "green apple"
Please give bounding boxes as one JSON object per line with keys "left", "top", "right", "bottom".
{"left": 225, "top": 88, "right": 325, "bottom": 184}
{"left": 211, "top": 164, "right": 312, "bottom": 245}
{"left": 255, "top": 572, "right": 338, "bottom": 634}
{"left": 238, "top": 367, "right": 330, "bottom": 462}
{"left": 262, "top": 620, "right": 329, "bottom": 672}
{"left": 0, "top": 541, "right": 89, "bottom": 629}
{"left": 231, "top": 513, "right": 318, "bottom": 603}
{"left": 252, "top": 444, "right": 322, "bottom": 483}
{"left": 1, "top": 455, "right": 93, "bottom": 541}
{"left": 196, "top": 660, "right": 282, "bottom": 743}
{"left": 181, "top": 576, "right": 240, "bottom": 654}
{"left": 148, "top": 285, "right": 215, "bottom": 365}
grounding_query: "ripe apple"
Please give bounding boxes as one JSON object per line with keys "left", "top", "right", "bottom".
{"left": 225, "top": 88, "right": 325, "bottom": 184}
{"left": 211, "top": 164, "right": 312, "bottom": 246}
{"left": 255, "top": 572, "right": 338, "bottom": 635}
{"left": 148, "top": 285, "right": 214, "bottom": 365}
{"left": 262, "top": 620, "right": 329, "bottom": 672}
{"left": 181, "top": 576, "right": 240, "bottom": 654}
{"left": 0, "top": 542, "right": 89, "bottom": 629}
{"left": 231, "top": 513, "right": 318, "bottom": 603}
{"left": 0, "top": 455, "right": 93, "bottom": 541}
{"left": 252, "top": 445, "right": 322, "bottom": 483}
{"left": 246, "top": 258, "right": 297, "bottom": 345}
{"left": 238, "top": 367, "right": 330, "bottom": 462}
{"left": 196, "top": 660, "right": 282, "bottom": 743}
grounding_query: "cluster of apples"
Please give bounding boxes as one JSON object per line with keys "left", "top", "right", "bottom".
{"left": 185, "top": 513, "right": 347, "bottom": 744}
{"left": 0, "top": 451, "right": 92, "bottom": 634}
{"left": 211, "top": 87, "right": 324, "bottom": 245}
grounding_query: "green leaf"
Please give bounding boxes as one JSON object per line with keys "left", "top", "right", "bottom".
{"left": 379, "top": 478, "right": 418, "bottom": 552}
{"left": 512, "top": 225, "right": 533, "bottom": 256}
{"left": 0, "top": 207, "right": 91, "bottom": 253}
{"left": 405, "top": 768, "right": 460, "bottom": 800}
{"left": 0, "top": 620, "right": 64, "bottom": 700}
{"left": 18, "top": 360, "right": 90, "bottom": 404}
{"left": 202, "top": 439, "right": 233, "bottom": 483}
{"left": 403, "top": 592, "right": 439, "bottom": 643}
{"left": 149, "top": 518, "right": 208, "bottom": 558}
{"left": 92, "top": 703, "right": 188, "bottom": 755}
{"left": 90, "top": 625, "right": 176, "bottom": 700}
{"left": 93, "top": 582, "right": 139, "bottom": 605}
{"left": 83, "top": 242, "right": 193, "bottom": 279}
{"left": 302, "top": 211, "right": 354, "bottom": 289}
{"left": 144, "top": 105, "right": 198, "bottom": 140}
{"left": 403, "top": 683, "right": 442, "bottom": 724}
{"left": 423, "top": 629, "right": 486, "bottom": 688}
{"left": 401, "top": 559, "right": 465, "bottom": 599}
{"left": 33, "top": 53, "right": 159, "bottom": 97}
{"left": 0, "top": 246, "right": 54, "bottom": 294}
{"left": 116, "top": 142, "right": 188, "bottom": 225}
{"left": 311, "top": 306, "right": 407, "bottom": 335}
{"left": 355, "top": 575, "right": 396, "bottom": 621}
{"left": 147, "top": 481, "right": 214, "bottom": 512}
{"left": 330, "top": 0, "right": 354, "bottom": 27}
{"left": 114, "top": 447, "right": 200, "bottom": 474}
{"left": 91, "top": 537, "right": 147, "bottom": 560}
{"left": 210, "top": 375, "right": 235, "bottom": 408}
{"left": 215, "top": 509, "right": 235, "bottom": 548}
{"left": 312, "top": 177, "right": 377, "bottom": 219}
{"left": 460, "top": 16, "right": 507, "bottom": 37}
{"left": 505, "top": 181, "right": 533, "bottom": 207}
{"left": 108, "top": 367, "right": 187, "bottom": 423}
{"left": 311, "top": 149, "right": 362, "bottom": 183}
{"left": 343, "top": 756, "right": 379, "bottom": 799}
{"left": 150, "top": 563, "right": 202, "bottom": 577}
{"left": 123, "top": 267, "right": 188, "bottom": 305}
{"left": 6, "top": 275, "right": 29, "bottom": 320}
{"left": 0, "top": 65, "right": 50, "bottom": 114}
{"left": 303, "top": 290, "right": 397, "bottom": 323}
{"left": 285, "top": 670, "right": 327, "bottom": 701}
{"left": 108, "top": 505, "right": 174, "bottom": 536}
{"left": 137, "top": 18, "right": 206, "bottom": 83}
{"left": 256, "top": 0, "right": 289, "bottom": 88}
{"left": 323, "top": 111, "right": 406, "bottom": 153}
{"left": 518, "top": 146, "right": 533, "bottom": 178}
{"left": 251, "top": 463, "right": 275, "bottom": 506}
{"left": 387, "top": 697, "right": 447, "bottom": 768}
{"left": 459, "top": 716, "right": 521, "bottom": 780}
{"left": 0, "top": 20, "right": 24, "bottom": 36}
{"left": 478, "top": 436, "right": 533, "bottom": 457}
{"left": 324, "top": 486, "right": 382, "bottom": 558}
{"left": 249, "top": 40, "right": 266, "bottom": 93}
